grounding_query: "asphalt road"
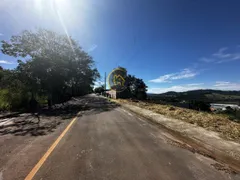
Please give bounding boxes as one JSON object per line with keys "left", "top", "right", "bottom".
{"left": 0, "top": 94, "right": 239, "bottom": 180}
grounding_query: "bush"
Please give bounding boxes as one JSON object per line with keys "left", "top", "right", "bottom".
{"left": 0, "top": 88, "right": 30, "bottom": 111}
{"left": 189, "top": 100, "right": 210, "bottom": 111}
{"left": 0, "top": 89, "right": 10, "bottom": 111}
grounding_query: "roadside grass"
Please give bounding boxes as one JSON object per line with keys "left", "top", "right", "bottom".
{"left": 116, "top": 99, "right": 240, "bottom": 142}
{"left": 0, "top": 89, "right": 10, "bottom": 111}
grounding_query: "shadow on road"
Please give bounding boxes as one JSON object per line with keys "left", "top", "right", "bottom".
{"left": 0, "top": 117, "right": 61, "bottom": 136}
{"left": 0, "top": 95, "right": 119, "bottom": 136}
{"left": 79, "top": 96, "right": 120, "bottom": 115}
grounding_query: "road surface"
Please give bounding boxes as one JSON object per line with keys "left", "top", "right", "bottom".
{"left": 0, "top": 94, "right": 239, "bottom": 180}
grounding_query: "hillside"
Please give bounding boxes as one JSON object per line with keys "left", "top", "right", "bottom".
{"left": 148, "top": 89, "right": 240, "bottom": 104}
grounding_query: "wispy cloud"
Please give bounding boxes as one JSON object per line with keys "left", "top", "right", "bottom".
{"left": 214, "top": 81, "right": 231, "bottom": 87}
{"left": 0, "top": 33, "right": 3, "bottom": 36}
{"left": 94, "top": 80, "right": 104, "bottom": 88}
{"left": 186, "top": 83, "right": 204, "bottom": 86}
{"left": 149, "top": 68, "right": 197, "bottom": 83}
{"left": 213, "top": 81, "right": 240, "bottom": 90}
{"left": 200, "top": 46, "right": 240, "bottom": 64}
{"left": 199, "top": 57, "right": 215, "bottom": 63}
{"left": 148, "top": 84, "right": 204, "bottom": 94}
{"left": 212, "top": 47, "right": 231, "bottom": 58}
{"left": 148, "top": 81, "right": 240, "bottom": 94}
{"left": 88, "top": 44, "right": 98, "bottom": 52}
{"left": 0, "top": 60, "right": 15, "bottom": 64}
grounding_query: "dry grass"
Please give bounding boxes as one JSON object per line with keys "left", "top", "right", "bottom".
{"left": 116, "top": 99, "right": 240, "bottom": 142}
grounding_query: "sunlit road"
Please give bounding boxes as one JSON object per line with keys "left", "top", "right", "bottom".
{"left": 30, "top": 95, "right": 238, "bottom": 180}
{"left": 0, "top": 94, "right": 239, "bottom": 180}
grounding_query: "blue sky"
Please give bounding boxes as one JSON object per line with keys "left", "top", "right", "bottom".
{"left": 1, "top": 0, "right": 240, "bottom": 93}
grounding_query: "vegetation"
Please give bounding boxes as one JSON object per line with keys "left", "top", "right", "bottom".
{"left": 96, "top": 66, "right": 148, "bottom": 100}
{"left": 111, "top": 66, "right": 147, "bottom": 99}
{"left": 126, "top": 74, "right": 147, "bottom": 100}
{"left": 188, "top": 100, "right": 211, "bottom": 111}
{"left": 94, "top": 86, "right": 105, "bottom": 94}
{"left": 0, "top": 28, "right": 99, "bottom": 111}
{"left": 148, "top": 89, "right": 240, "bottom": 114}
{"left": 217, "top": 106, "right": 240, "bottom": 122}
{"left": 149, "top": 89, "right": 240, "bottom": 104}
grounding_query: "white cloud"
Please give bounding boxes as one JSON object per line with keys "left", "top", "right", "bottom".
{"left": 149, "top": 74, "right": 174, "bottom": 83}
{"left": 172, "top": 69, "right": 197, "bottom": 80}
{"left": 147, "top": 81, "right": 240, "bottom": 94}
{"left": 213, "top": 81, "right": 240, "bottom": 90}
{"left": 212, "top": 47, "right": 231, "bottom": 58}
{"left": 94, "top": 80, "right": 104, "bottom": 88}
{"left": 214, "top": 81, "right": 230, "bottom": 87}
{"left": 149, "top": 68, "right": 197, "bottom": 83}
{"left": 217, "top": 53, "right": 240, "bottom": 63}
{"left": 199, "top": 57, "right": 215, "bottom": 63}
{"left": 0, "top": 60, "right": 15, "bottom": 64}
{"left": 201, "top": 46, "right": 240, "bottom": 64}
{"left": 88, "top": 44, "right": 98, "bottom": 52}
{"left": 186, "top": 83, "right": 204, "bottom": 86}
{"left": 0, "top": 33, "right": 3, "bottom": 36}
{"left": 148, "top": 85, "right": 204, "bottom": 94}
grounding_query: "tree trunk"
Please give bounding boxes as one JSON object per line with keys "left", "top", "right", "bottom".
{"left": 47, "top": 93, "right": 52, "bottom": 109}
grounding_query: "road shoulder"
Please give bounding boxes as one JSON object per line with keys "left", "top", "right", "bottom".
{"left": 113, "top": 100, "right": 240, "bottom": 173}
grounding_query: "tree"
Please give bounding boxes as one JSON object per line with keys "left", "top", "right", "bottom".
{"left": 94, "top": 86, "right": 105, "bottom": 94}
{"left": 108, "top": 66, "right": 148, "bottom": 100}
{"left": 189, "top": 100, "right": 210, "bottom": 112}
{"left": 1, "top": 28, "right": 99, "bottom": 109}
{"left": 0, "top": 67, "right": 29, "bottom": 110}
{"left": 126, "top": 75, "right": 147, "bottom": 100}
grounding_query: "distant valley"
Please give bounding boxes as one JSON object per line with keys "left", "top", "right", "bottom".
{"left": 148, "top": 89, "right": 240, "bottom": 105}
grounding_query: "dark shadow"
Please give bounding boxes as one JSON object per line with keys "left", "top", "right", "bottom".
{"left": 40, "top": 96, "right": 120, "bottom": 117}
{"left": 0, "top": 95, "right": 120, "bottom": 136}
{"left": 0, "top": 112, "right": 22, "bottom": 120}
{"left": 77, "top": 96, "right": 121, "bottom": 115}
{"left": 0, "top": 116, "right": 62, "bottom": 136}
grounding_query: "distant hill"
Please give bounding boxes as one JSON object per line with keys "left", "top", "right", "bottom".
{"left": 148, "top": 89, "right": 240, "bottom": 104}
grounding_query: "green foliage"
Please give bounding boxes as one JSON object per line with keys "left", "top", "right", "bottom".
{"left": 0, "top": 28, "right": 100, "bottom": 110}
{"left": 0, "top": 88, "right": 30, "bottom": 111}
{"left": 219, "top": 107, "right": 240, "bottom": 122}
{"left": 0, "top": 67, "right": 30, "bottom": 111}
{"left": 108, "top": 67, "right": 148, "bottom": 100}
{"left": 153, "top": 89, "right": 240, "bottom": 103}
{"left": 189, "top": 100, "right": 211, "bottom": 112}
{"left": 94, "top": 86, "right": 105, "bottom": 94}
{"left": 126, "top": 74, "right": 147, "bottom": 100}
{"left": 0, "top": 89, "right": 10, "bottom": 110}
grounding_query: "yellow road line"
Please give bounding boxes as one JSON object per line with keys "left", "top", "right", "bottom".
{"left": 25, "top": 116, "right": 78, "bottom": 180}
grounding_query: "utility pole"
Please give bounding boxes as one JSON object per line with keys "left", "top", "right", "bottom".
{"left": 104, "top": 72, "right": 106, "bottom": 90}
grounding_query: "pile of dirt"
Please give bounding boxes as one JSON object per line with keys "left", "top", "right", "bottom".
{"left": 116, "top": 99, "right": 240, "bottom": 142}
